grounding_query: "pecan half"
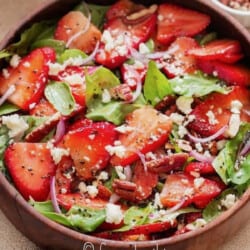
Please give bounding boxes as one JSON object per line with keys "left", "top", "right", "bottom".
{"left": 112, "top": 179, "right": 136, "bottom": 201}
{"left": 110, "top": 84, "right": 133, "bottom": 102}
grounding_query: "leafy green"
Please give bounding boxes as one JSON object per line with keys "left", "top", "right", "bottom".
{"left": 0, "top": 125, "right": 9, "bottom": 173}
{"left": 143, "top": 61, "right": 173, "bottom": 106}
{"left": 212, "top": 123, "right": 250, "bottom": 185}
{"left": 45, "top": 81, "right": 75, "bottom": 116}
{"left": 0, "top": 103, "right": 19, "bottom": 116}
{"left": 23, "top": 115, "right": 48, "bottom": 135}
{"left": 169, "top": 72, "right": 230, "bottom": 97}
{"left": 57, "top": 49, "right": 87, "bottom": 64}
{"left": 31, "top": 39, "right": 65, "bottom": 55}
{"left": 198, "top": 32, "right": 217, "bottom": 46}
{"left": 30, "top": 200, "right": 106, "bottom": 233}
{"left": 75, "top": 3, "right": 110, "bottom": 29}
{"left": 0, "top": 50, "right": 12, "bottom": 60}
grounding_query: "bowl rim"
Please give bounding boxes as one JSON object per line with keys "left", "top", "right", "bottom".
{"left": 211, "top": 0, "right": 250, "bottom": 16}
{"left": 0, "top": 0, "right": 250, "bottom": 249}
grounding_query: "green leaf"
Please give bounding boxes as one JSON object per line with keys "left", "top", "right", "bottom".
{"left": 75, "top": 3, "right": 110, "bottom": 29}
{"left": 67, "top": 206, "right": 106, "bottom": 232}
{"left": 57, "top": 49, "right": 87, "bottom": 64}
{"left": 31, "top": 39, "right": 65, "bottom": 55}
{"left": 7, "top": 20, "right": 56, "bottom": 56}
{"left": 0, "top": 50, "right": 11, "bottom": 60}
{"left": 198, "top": 32, "right": 217, "bottom": 46}
{"left": 143, "top": 61, "right": 173, "bottom": 106}
{"left": 114, "top": 205, "right": 153, "bottom": 232}
{"left": 45, "top": 81, "right": 75, "bottom": 116}
{"left": 169, "top": 72, "right": 230, "bottom": 97}
{"left": 212, "top": 123, "right": 250, "bottom": 185}
{"left": 0, "top": 103, "right": 19, "bottom": 116}
{"left": 0, "top": 125, "right": 10, "bottom": 173}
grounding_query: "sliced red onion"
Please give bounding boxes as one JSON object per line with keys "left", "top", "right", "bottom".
{"left": 164, "top": 198, "right": 186, "bottom": 215}
{"left": 109, "top": 193, "right": 120, "bottom": 204}
{"left": 130, "top": 80, "right": 142, "bottom": 102}
{"left": 79, "top": 41, "right": 100, "bottom": 66}
{"left": 187, "top": 125, "right": 228, "bottom": 144}
{"left": 54, "top": 118, "right": 66, "bottom": 145}
{"left": 0, "top": 85, "right": 16, "bottom": 106}
{"left": 66, "top": 2, "right": 91, "bottom": 48}
{"left": 190, "top": 150, "right": 215, "bottom": 163}
{"left": 146, "top": 51, "right": 166, "bottom": 60}
{"left": 136, "top": 151, "right": 147, "bottom": 171}
{"left": 50, "top": 176, "right": 62, "bottom": 214}
{"left": 124, "top": 165, "right": 132, "bottom": 181}
{"left": 239, "top": 132, "right": 250, "bottom": 157}
{"left": 129, "top": 47, "right": 148, "bottom": 64}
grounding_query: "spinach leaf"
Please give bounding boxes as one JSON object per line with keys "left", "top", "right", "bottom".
{"left": 0, "top": 103, "right": 19, "bottom": 116}
{"left": 0, "top": 125, "right": 10, "bottom": 173}
{"left": 212, "top": 123, "right": 250, "bottom": 185}
{"left": 45, "top": 81, "right": 75, "bottom": 116}
{"left": 57, "top": 49, "right": 88, "bottom": 64}
{"left": 169, "top": 72, "right": 230, "bottom": 97}
{"left": 0, "top": 50, "right": 12, "bottom": 60}
{"left": 143, "top": 61, "right": 173, "bottom": 106}
{"left": 31, "top": 39, "right": 65, "bottom": 55}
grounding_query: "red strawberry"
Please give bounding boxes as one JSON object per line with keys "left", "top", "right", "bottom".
{"left": 160, "top": 173, "right": 223, "bottom": 208}
{"left": 0, "top": 47, "right": 56, "bottom": 110}
{"left": 156, "top": 4, "right": 210, "bottom": 46}
{"left": 95, "top": 9, "right": 157, "bottom": 69}
{"left": 188, "top": 86, "right": 250, "bottom": 137}
{"left": 197, "top": 59, "right": 250, "bottom": 87}
{"left": 110, "top": 106, "right": 172, "bottom": 166}
{"left": 160, "top": 37, "right": 199, "bottom": 78}
{"left": 188, "top": 39, "right": 243, "bottom": 63}
{"left": 54, "top": 11, "right": 101, "bottom": 54}
{"left": 4, "top": 143, "right": 56, "bottom": 201}
{"left": 185, "top": 162, "right": 216, "bottom": 175}
{"left": 63, "top": 120, "right": 118, "bottom": 180}
{"left": 30, "top": 98, "right": 57, "bottom": 117}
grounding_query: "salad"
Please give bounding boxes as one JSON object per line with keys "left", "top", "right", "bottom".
{"left": 0, "top": 0, "right": 250, "bottom": 241}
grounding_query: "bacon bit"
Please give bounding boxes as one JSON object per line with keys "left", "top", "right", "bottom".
{"left": 25, "top": 112, "right": 61, "bottom": 142}
{"left": 146, "top": 153, "right": 189, "bottom": 173}
{"left": 112, "top": 179, "right": 136, "bottom": 201}
{"left": 110, "top": 84, "right": 133, "bottom": 102}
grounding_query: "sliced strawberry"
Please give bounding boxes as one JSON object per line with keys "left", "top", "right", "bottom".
{"left": 188, "top": 39, "right": 243, "bottom": 63}
{"left": 95, "top": 11, "right": 157, "bottom": 69}
{"left": 110, "top": 106, "right": 172, "bottom": 166}
{"left": 185, "top": 162, "right": 216, "bottom": 175}
{"left": 133, "top": 161, "right": 158, "bottom": 201}
{"left": 4, "top": 143, "right": 56, "bottom": 201}
{"left": 105, "top": 0, "right": 144, "bottom": 22}
{"left": 188, "top": 86, "right": 250, "bottom": 137}
{"left": 156, "top": 4, "right": 210, "bottom": 46}
{"left": 30, "top": 98, "right": 57, "bottom": 117}
{"left": 197, "top": 59, "right": 250, "bottom": 87}
{"left": 160, "top": 173, "right": 223, "bottom": 208}
{"left": 0, "top": 47, "right": 56, "bottom": 110}
{"left": 160, "top": 37, "right": 199, "bottom": 78}
{"left": 57, "top": 193, "right": 107, "bottom": 210}
{"left": 63, "top": 120, "right": 118, "bottom": 180}
{"left": 54, "top": 11, "right": 101, "bottom": 54}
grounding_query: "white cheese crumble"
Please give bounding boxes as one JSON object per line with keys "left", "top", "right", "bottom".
{"left": 176, "top": 96, "right": 193, "bottom": 114}
{"left": 10, "top": 54, "right": 21, "bottom": 68}
{"left": 97, "top": 171, "right": 109, "bottom": 181}
{"left": 115, "top": 166, "right": 126, "bottom": 180}
{"left": 115, "top": 124, "right": 134, "bottom": 134}
{"left": 226, "top": 114, "right": 241, "bottom": 138}
{"left": 78, "top": 182, "right": 87, "bottom": 194}
{"left": 46, "top": 141, "right": 70, "bottom": 164}
{"left": 221, "top": 194, "right": 237, "bottom": 210}
{"left": 86, "top": 185, "right": 98, "bottom": 198}
{"left": 194, "top": 177, "right": 205, "bottom": 189}
{"left": 2, "top": 114, "right": 29, "bottom": 139}
{"left": 2, "top": 68, "right": 10, "bottom": 79}
{"left": 178, "top": 125, "right": 188, "bottom": 138}
{"left": 206, "top": 110, "right": 218, "bottom": 125}
{"left": 105, "top": 203, "right": 124, "bottom": 225}
{"left": 170, "top": 113, "right": 185, "bottom": 125}
{"left": 153, "top": 192, "right": 163, "bottom": 209}
{"left": 105, "top": 144, "right": 126, "bottom": 158}
{"left": 186, "top": 218, "right": 207, "bottom": 231}
{"left": 230, "top": 100, "right": 242, "bottom": 114}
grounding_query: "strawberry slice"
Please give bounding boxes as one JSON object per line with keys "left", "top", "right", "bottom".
{"left": 159, "top": 37, "right": 199, "bottom": 78}
{"left": 30, "top": 98, "right": 57, "bottom": 117}
{"left": 0, "top": 47, "right": 56, "bottom": 110}
{"left": 95, "top": 9, "right": 157, "bottom": 69}
{"left": 54, "top": 11, "right": 101, "bottom": 54}
{"left": 188, "top": 86, "right": 250, "bottom": 137}
{"left": 197, "top": 59, "right": 250, "bottom": 87}
{"left": 188, "top": 39, "right": 243, "bottom": 63}
{"left": 105, "top": 0, "right": 144, "bottom": 22}
{"left": 4, "top": 143, "right": 56, "bottom": 201}
{"left": 63, "top": 119, "right": 118, "bottom": 180}
{"left": 185, "top": 162, "right": 216, "bottom": 175}
{"left": 110, "top": 106, "right": 172, "bottom": 166}
{"left": 160, "top": 173, "right": 223, "bottom": 208}
{"left": 156, "top": 4, "right": 210, "bottom": 46}
{"left": 57, "top": 193, "right": 107, "bottom": 210}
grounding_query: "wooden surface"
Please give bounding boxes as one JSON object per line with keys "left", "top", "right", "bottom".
{"left": 0, "top": 0, "right": 249, "bottom": 249}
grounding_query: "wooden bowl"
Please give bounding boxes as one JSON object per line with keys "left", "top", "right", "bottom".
{"left": 0, "top": 0, "right": 250, "bottom": 249}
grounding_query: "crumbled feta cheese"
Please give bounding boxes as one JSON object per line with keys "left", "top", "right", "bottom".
{"left": 226, "top": 114, "right": 241, "bottom": 138}
{"left": 98, "top": 171, "right": 109, "bottom": 181}
{"left": 230, "top": 100, "right": 243, "bottom": 114}
{"left": 23, "top": 61, "right": 31, "bottom": 68}
{"left": 115, "top": 166, "right": 126, "bottom": 180}
{"left": 115, "top": 125, "right": 134, "bottom": 133}
{"left": 29, "top": 102, "right": 36, "bottom": 110}
{"left": 216, "top": 139, "right": 227, "bottom": 150}
{"left": 221, "top": 194, "right": 237, "bottom": 210}
{"left": 78, "top": 182, "right": 87, "bottom": 193}
{"left": 178, "top": 125, "right": 188, "bottom": 138}
{"left": 105, "top": 144, "right": 126, "bottom": 158}
{"left": 177, "top": 139, "right": 192, "bottom": 152}
{"left": 194, "top": 177, "right": 205, "bottom": 189}
{"left": 2, "top": 114, "right": 29, "bottom": 139}
{"left": 195, "top": 143, "right": 203, "bottom": 152}
{"left": 170, "top": 113, "right": 185, "bottom": 125}
{"left": 153, "top": 192, "right": 163, "bottom": 209}
{"left": 105, "top": 203, "right": 124, "bottom": 225}
{"left": 102, "top": 89, "right": 111, "bottom": 103}
{"left": 206, "top": 110, "right": 218, "bottom": 125}
{"left": 145, "top": 151, "right": 157, "bottom": 160}
{"left": 86, "top": 185, "right": 98, "bottom": 198}
{"left": 2, "top": 68, "right": 10, "bottom": 79}
{"left": 46, "top": 141, "right": 70, "bottom": 164}
{"left": 186, "top": 218, "right": 207, "bottom": 231}
{"left": 176, "top": 96, "right": 193, "bottom": 114}
{"left": 10, "top": 54, "right": 21, "bottom": 68}
{"left": 61, "top": 74, "right": 84, "bottom": 85}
